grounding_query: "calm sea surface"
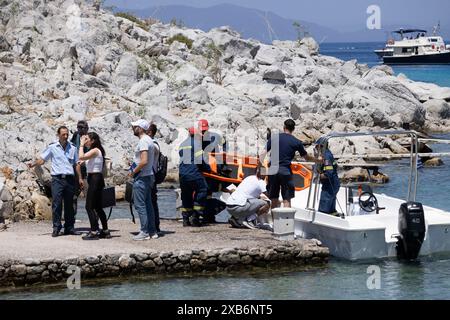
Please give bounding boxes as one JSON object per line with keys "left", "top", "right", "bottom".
{"left": 320, "top": 42, "right": 450, "bottom": 88}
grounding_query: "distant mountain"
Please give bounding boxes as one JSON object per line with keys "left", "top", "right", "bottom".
{"left": 115, "top": 4, "right": 450, "bottom": 43}
{"left": 116, "top": 3, "right": 340, "bottom": 44}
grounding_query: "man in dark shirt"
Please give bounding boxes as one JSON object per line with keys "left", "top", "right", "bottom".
{"left": 266, "top": 119, "right": 316, "bottom": 208}
{"left": 70, "top": 120, "right": 89, "bottom": 217}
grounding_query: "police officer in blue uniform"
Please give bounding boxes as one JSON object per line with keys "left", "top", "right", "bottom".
{"left": 179, "top": 127, "right": 211, "bottom": 227}
{"left": 28, "top": 126, "right": 80, "bottom": 237}
{"left": 316, "top": 138, "right": 340, "bottom": 215}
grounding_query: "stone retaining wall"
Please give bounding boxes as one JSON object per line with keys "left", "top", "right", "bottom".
{"left": 0, "top": 241, "right": 329, "bottom": 288}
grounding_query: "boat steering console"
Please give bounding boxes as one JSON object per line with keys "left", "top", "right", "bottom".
{"left": 358, "top": 192, "right": 385, "bottom": 214}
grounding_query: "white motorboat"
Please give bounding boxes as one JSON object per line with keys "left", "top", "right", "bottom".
{"left": 293, "top": 130, "right": 450, "bottom": 261}
{"left": 374, "top": 25, "right": 450, "bottom": 64}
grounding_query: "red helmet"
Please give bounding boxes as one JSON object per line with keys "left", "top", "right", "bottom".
{"left": 198, "top": 119, "right": 209, "bottom": 131}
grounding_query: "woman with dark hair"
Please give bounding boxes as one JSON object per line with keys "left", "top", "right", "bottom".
{"left": 78, "top": 132, "right": 111, "bottom": 240}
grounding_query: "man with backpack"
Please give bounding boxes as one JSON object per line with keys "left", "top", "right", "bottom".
{"left": 147, "top": 123, "right": 168, "bottom": 234}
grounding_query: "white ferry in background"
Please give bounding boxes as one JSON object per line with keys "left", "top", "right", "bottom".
{"left": 374, "top": 25, "right": 450, "bottom": 65}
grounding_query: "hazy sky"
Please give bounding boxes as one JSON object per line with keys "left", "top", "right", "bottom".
{"left": 106, "top": 0, "right": 450, "bottom": 32}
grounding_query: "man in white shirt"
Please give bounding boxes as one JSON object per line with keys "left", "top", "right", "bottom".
{"left": 129, "top": 119, "right": 158, "bottom": 240}
{"left": 226, "top": 167, "right": 270, "bottom": 229}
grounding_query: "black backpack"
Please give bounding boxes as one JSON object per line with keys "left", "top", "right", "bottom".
{"left": 153, "top": 141, "right": 168, "bottom": 184}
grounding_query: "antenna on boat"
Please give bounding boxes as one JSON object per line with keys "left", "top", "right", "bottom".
{"left": 432, "top": 21, "right": 440, "bottom": 35}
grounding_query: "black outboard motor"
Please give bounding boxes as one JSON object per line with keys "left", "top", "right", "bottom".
{"left": 396, "top": 202, "right": 426, "bottom": 260}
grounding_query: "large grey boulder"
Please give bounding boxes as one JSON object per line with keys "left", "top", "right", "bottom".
{"left": 262, "top": 66, "right": 286, "bottom": 82}
{"left": 71, "top": 42, "right": 96, "bottom": 75}
{"left": 397, "top": 75, "right": 450, "bottom": 102}
{"left": 299, "top": 37, "right": 319, "bottom": 56}
{"left": 112, "top": 53, "right": 138, "bottom": 90}
{"left": 205, "top": 26, "right": 260, "bottom": 61}
{"left": 255, "top": 44, "right": 290, "bottom": 65}
{"left": 424, "top": 99, "right": 450, "bottom": 119}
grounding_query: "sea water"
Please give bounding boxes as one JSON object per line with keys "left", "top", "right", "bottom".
{"left": 320, "top": 42, "right": 450, "bottom": 88}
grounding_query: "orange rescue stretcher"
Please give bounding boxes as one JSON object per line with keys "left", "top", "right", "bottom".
{"left": 202, "top": 153, "right": 312, "bottom": 191}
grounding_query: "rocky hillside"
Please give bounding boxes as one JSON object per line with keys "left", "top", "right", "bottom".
{"left": 1, "top": 0, "right": 450, "bottom": 222}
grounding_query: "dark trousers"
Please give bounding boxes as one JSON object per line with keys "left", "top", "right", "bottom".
{"left": 319, "top": 176, "right": 340, "bottom": 214}
{"left": 180, "top": 177, "right": 208, "bottom": 218}
{"left": 86, "top": 173, "right": 108, "bottom": 232}
{"left": 51, "top": 175, "right": 76, "bottom": 232}
{"left": 151, "top": 186, "right": 160, "bottom": 232}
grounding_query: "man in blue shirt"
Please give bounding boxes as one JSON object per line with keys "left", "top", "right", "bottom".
{"left": 266, "top": 119, "right": 317, "bottom": 208}
{"left": 28, "top": 126, "right": 81, "bottom": 237}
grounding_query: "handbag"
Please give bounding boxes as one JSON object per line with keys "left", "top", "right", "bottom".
{"left": 102, "top": 186, "right": 116, "bottom": 220}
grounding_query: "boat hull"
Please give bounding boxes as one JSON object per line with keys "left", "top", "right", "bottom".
{"left": 292, "top": 188, "right": 450, "bottom": 260}
{"left": 383, "top": 51, "right": 450, "bottom": 64}
{"left": 374, "top": 49, "right": 393, "bottom": 59}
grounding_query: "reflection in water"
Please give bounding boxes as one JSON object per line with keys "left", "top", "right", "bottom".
{"left": 4, "top": 258, "right": 450, "bottom": 300}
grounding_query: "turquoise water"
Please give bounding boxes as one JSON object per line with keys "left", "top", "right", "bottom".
{"left": 320, "top": 42, "right": 450, "bottom": 87}
{"left": 3, "top": 256, "right": 450, "bottom": 300}
{"left": 373, "top": 133, "right": 450, "bottom": 210}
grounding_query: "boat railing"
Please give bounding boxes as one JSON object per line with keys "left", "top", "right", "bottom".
{"left": 306, "top": 130, "right": 420, "bottom": 220}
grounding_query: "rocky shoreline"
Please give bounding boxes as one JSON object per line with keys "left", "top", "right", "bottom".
{"left": 0, "top": 220, "right": 328, "bottom": 289}
{"left": 1, "top": 0, "right": 450, "bottom": 223}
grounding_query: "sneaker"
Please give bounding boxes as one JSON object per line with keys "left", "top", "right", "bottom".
{"left": 133, "top": 232, "right": 150, "bottom": 241}
{"left": 228, "top": 216, "right": 243, "bottom": 228}
{"left": 150, "top": 233, "right": 159, "bottom": 239}
{"left": 82, "top": 232, "right": 100, "bottom": 241}
{"left": 99, "top": 230, "right": 112, "bottom": 239}
{"left": 52, "top": 230, "right": 61, "bottom": 238}
{"left": 242, "top": 219, "right": 259, "bottom": 230}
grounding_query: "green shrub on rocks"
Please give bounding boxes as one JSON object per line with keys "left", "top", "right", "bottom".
{"left": 137, "top": 62, "right": 150, "bottom": 80}
{"left": 167, "top": 34, "right": 193, "bottom": 49}
{"left": 115, "top": 12, "right": 148, "bottom": 31}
